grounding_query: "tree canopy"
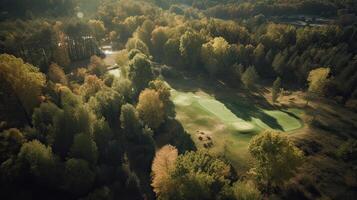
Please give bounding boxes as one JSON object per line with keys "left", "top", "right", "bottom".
{"left": 248, "top": 130, "right": 304, "bottom": 194}
{"left": 137, "top": 89, "right": 165, "bottom": 130}
{"left": 0, "top": 54, "right": 46, "bottom": 116}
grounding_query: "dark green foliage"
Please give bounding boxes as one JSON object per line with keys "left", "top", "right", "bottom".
{"left": 123, "top": 171, "right": 143, "bottom": 199}
{"left": 0, "top": 128, "right": 25, "bottom": 163}
{"left": 112, "top": 78, "right": 134, "bottom": 104}
{"left": 0, "top": 157, "right": 23, "bottom": 183}
{"left": 232, "top": 181, "right": 262, "bottom": 200}
{"left": 151, "top": 27, "right": 169, "bottom": 62}
{"left": 201, "top": 37, "right": 232, "bottom": 76}
{"left": 120, "top": 104, "right": 142, "bottom": 139}
{"left": 126, "top": 38, "right": 150, "bottom": 57}
{"left": 336, "top": 139, "right": 357, "bottom": 162}
{"left": 128, "top": 49, "right": 143, "bottom": 60}
{"left": 32, "top": 102, "right": 61, "bottom": 143}
{"left": 89, "top": 88, "right": 124, "bottom": 127}
{"left": 59, "top": 86, "right": 82, "bottom": 109}
{"left": 63, "top": 158, "right": 95, "bottom": 196}
{"left": 120, "top": 104, "right": 155, "bottom": 172}
{"left": 52, "top": 108, "right": 77, "bottom": 158}
{"left": 70, "top": 133, "right": 98, "bottom": 165}
{"left": 127, "top": 126, "right": 156, "bottom": 172}
{"left": 172, "top": 150, "right": 232, "bottom": 181}
{"left": 88, "top": 56, "right": 107, "bottom": 77}
{"left": 249, "top": 130, "right": 304, "bottom": 194}
{"left": 105, "top": 140, "right": 124, "bottom": 166}
{"left": 111, "top": 163, "right": 144, "bottom": 199}
{"left": 180, "top": 31, "right": 206, "bottom": 69}
{"left": 52, "top": 103, "right": 96, "bottom": 158}
{"left": 93, "top": 119, "right": 115, "bottom": 164}
{"left": 0, "top": 0, "right": 76, "bottom": 18}
{"left": 92, "top": 119, "right": 123, "bottom": 166}
{"left": 205, "top": 0, "right": 340, "bottom": 19}
{"left": 17, "top": 140, "right": 57, "bottom": 184}
{"left": 164, "top": 150, "right": 234, "bottom": 200}
{"left": 128, "top": 53, "right": 154, "bottom": 94}
{"left": 164, "top": 38, "right": 182, "bottom": 67}
{"left": 241, "top": 66, "right": 259, "bottom": 89}
{"left": 207, "top": 19, "right": 250, "bottom": 44}
{"left": 169, "top": 4, "right": 185, "bottom": 15}
{"left": 83, "top": 186, "right": 112, "bottom": 200}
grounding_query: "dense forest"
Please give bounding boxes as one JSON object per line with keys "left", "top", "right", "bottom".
{"left": 0, "top": 0, "right": 356, "bottom": 200}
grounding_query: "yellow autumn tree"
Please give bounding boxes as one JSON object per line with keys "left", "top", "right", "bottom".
{"left": 137, "top": 89, "right": 165, "bottom": 129}
{"left": 306, "top": 67, "right": 330, "bottom": 105}
{"left": 151, "top": 145, "right": 178, "bottom": 198}
{"left": 307, "top": 67, "right": 330, "bottom": 96}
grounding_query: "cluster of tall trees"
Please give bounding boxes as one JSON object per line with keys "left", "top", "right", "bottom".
{"left": 151, "top": 130, "right": 303, "bottom": 200}
{"left": 0, "top": 0, "right": 76, "bottom": 19}
{"left": 0, "top": 19, "right": 104, "bottom": 72}
{"left": 1, "top": 0, "right": 356, "bottom": 199}
{"left": 0, "top": 47, "right": 194, "bottom": 199}
{"left": 95, "top": 0, "right": 356, "bottom": 103}
{"left": 0, "top": 0, "right": 108, "bottom": 19}
{"left": 162, "top": 0, "right": 357, "bottom": 17}
{"left": 2, "top": 0, "right": 355, "bottom": 103}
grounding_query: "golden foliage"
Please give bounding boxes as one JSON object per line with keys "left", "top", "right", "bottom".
{"left": 137, "top": 89, "right": 165, "bottom": 129}
{"left": 151, "top": 145, "right": 178, "bottom": 197}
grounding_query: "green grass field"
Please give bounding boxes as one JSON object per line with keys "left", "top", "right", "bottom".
{"left": 171, "top": 89, "right": 304, "bottom": 172}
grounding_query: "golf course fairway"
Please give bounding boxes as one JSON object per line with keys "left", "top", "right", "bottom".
{"left": 171, "top": 89, "right": 304, "bottom": 172}
{"left": 171, "top": 89, "right": 303, "bottom": 132}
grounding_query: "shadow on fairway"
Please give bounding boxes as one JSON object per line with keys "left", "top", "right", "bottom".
{"left": 280, "top": 109, "right": 301, "bottom": 120}
{"left": 166, "top": 75, "right": 295, "bottom": 131}
{"left": 218, "top": 98, "right": 284, "bottom": 131}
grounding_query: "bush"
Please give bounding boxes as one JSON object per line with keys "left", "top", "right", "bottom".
{"left": 232, "top": 181, "right": 262, "bottom": 200}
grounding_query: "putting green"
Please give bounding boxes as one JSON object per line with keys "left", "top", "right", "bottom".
{"left": 252, "top": 110, "right": 302, "bottom": 131}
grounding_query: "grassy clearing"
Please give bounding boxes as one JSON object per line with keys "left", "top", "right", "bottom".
{"left": 171, "top": 88, "right": 304, "bottom": 172}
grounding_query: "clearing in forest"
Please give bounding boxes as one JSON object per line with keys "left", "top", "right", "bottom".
{"left": 171, "top": 89, "right": 304, "bottom": 172}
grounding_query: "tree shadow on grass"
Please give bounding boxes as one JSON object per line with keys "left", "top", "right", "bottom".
{"left": 280, "top": 109, "right": 301, "bottom": 120}
{"left": 222, "top": 99, "right": 284, "bottom": 131}
{"left": 155, "top": 118, "right": 197, "bottom": 153}
{"left": 166, "top": 74, "right": 286, "bottom": 131}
